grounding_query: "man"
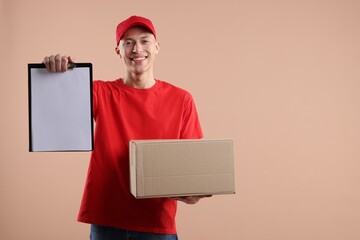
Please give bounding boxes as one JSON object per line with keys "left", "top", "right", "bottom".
{"left": 44, "top": 16, "right": 210, "bottom": 240}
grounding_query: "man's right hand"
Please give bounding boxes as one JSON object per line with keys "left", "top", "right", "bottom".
{"left": 43, "top": 54, "right": 75, "bottom": 73}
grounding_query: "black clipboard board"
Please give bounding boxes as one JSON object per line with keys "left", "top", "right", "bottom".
{"left": 28, "top": 63, "right": 94, "bottom": 152}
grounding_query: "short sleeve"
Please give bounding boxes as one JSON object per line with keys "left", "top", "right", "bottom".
{"left": 180, "top": 92, "right": 203, "bottom": 139}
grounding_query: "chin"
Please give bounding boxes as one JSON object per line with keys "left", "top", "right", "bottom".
{"left": 133, "top": 67, "right": 150, "bottom": 75}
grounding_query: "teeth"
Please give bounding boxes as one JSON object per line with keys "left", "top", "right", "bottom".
{"left": 132, "top": 57, "right": 146, "bottom": 61}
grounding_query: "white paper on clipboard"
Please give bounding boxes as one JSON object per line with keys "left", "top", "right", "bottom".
{"left": 28, "top": 63, "right": 94, "bottom": 152}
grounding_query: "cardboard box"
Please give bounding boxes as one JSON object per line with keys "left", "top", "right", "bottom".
{"left": 129, "top": 139, "right": 235, "bottom": 198}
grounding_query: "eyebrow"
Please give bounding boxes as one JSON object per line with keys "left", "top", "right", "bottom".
{"left": 123, "top": 35, "right": 152, "bottom": 41}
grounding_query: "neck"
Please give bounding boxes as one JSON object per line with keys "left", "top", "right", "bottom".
{"left": 123, "top": 71, "right": 156, "bottom": 89}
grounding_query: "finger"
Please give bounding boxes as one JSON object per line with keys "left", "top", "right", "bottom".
{"left": 49, "top": 55, "right": 56, "bottom": 72}
{"left": 187, "top": 198, "right": 199, "bottom": 204}
{"left": 68, "top": 55, "right": 76, "bottom": 63}
{"left": 61, "top": 55, "right": 69, "bottom": 72}
{"left": 181, "top": 196, "right": 197, "bottom": 204}
{"left": 198, "top": 195, "right": 212, "bottom": 199}
{"left": 55, "top": 54, "right": 63, "bottom": 72}
{"left": 43, "top": 56, "right": 51, "bottom": 72}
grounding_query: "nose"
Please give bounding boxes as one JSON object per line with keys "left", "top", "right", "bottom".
{"left": 132, "top": 41, "right": 143, "bottom": 53}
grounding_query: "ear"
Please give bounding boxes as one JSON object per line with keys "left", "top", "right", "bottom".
{"left": 115, "top": 46, "right": 122, "bottom": 58}
{"left": 155, "top": 40, "right": 160, "bottom": 55}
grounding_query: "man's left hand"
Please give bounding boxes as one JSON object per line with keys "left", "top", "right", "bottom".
{"left": 171, "top": 195, "right": 212, "bottom": 204}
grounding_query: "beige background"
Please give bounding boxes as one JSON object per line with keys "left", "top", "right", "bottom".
{"left": 1, "top": 0, "right": 360, "bottom": 239}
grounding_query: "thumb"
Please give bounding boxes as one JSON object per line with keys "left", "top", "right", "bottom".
{"left": 68, "top": 56, "right": 76, "bottom": 63}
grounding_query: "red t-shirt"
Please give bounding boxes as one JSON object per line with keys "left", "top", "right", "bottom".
{"left": 77, "top": 79, "right": 203, "bottom": 234}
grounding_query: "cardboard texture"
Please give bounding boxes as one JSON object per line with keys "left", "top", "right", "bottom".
{"left": 129, "top": 139, "right": 235, "bottom": 198}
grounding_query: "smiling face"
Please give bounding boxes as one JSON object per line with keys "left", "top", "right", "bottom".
{"left": 116, "top": 27, "right": 159, "bottom": 76}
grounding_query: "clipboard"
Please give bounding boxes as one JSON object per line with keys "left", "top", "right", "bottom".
{"left": 28, "top": 63, "right": 94, "bottom": 152}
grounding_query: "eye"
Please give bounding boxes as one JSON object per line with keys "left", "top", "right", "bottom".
{"left": 124, "top": 41, "right": 134, "bottom": 46}
{"left": 141, "top": 39, "right": 149, "bottom": 44}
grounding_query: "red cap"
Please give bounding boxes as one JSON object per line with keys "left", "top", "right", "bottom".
{"left": 116, "top": 15, "right": 156, "bottom": 46}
